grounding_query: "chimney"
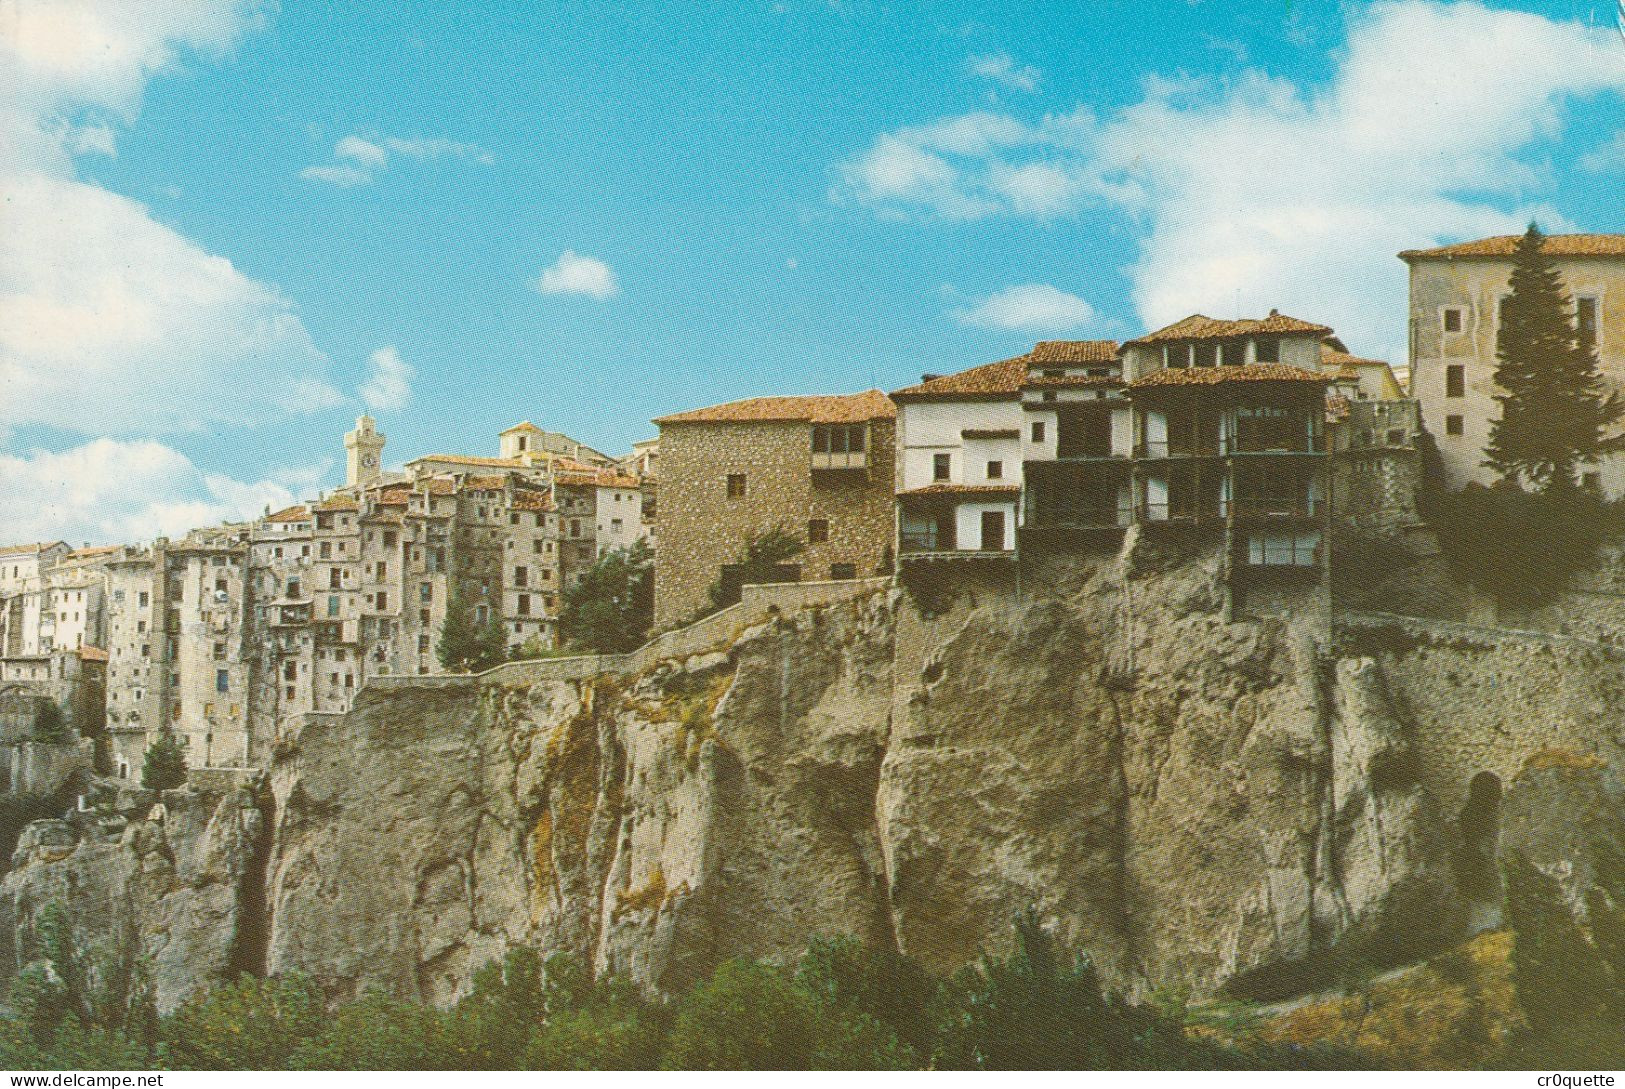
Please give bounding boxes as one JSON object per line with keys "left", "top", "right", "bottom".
{"left": 921, "top": 373, "right": 943, "bottom": 382}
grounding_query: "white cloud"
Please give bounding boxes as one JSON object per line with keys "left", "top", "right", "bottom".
{"left": 1580, "top": 131, "right": 1625, "bottom": 173}
{"left": 299, "top": 163, "right": 372, "bottom": 187}
{"left": 534, "top": 250, "right": 620, "bottom": 299}
{"left": 302, "top": 132, "right": 494, "bottom": 186}
{"left": 335, "top": 135, "right": 387, "bottom": 167}
{"left": 954, "top": 284, "right": 1094, "bottom": 332}
{"left": 0, "top": 439, "right": 299, "bottom": 546}
{"left": 358, "top": 346, "right": 414, "bottom": 412}
{"left": 968, "top": 52, "right": 1040, "bottom": 93}
{"left": 0, "top": 0, "right": 341, "bottom": 437}
{"left": 839, "top": 1, "right": 1625, "bottom": 360}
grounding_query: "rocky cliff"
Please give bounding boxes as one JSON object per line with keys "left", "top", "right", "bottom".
{"left": 4, "top": 534, "right": 1622, "bottom": 1013}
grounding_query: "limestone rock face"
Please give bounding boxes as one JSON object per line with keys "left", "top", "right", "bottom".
{"left": 4, "top": 541, "right": 1622, "bottom": 1011}
{"left": 0, "top": 782, "right": 268, "bottom": 1013}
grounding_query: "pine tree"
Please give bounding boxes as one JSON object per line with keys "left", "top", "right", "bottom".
{"left": 140, "top": 729, "right": 187, "bottom": 792}
{"left": 1484, "top": 224, "right": 1621, "bottom": 491}
{"left": 435, "top": 595, "right": 478, "bottom": 672}
{"left": 1503, "top": 853, "right": 1611, "bottom": 1052}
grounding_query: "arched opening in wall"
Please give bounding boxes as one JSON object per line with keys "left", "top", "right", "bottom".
{"left": 1456, "top": 770, "right": 1503, "bottom": 931}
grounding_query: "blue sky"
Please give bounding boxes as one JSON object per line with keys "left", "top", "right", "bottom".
{"left": 1, "top": 0, "right": 1621, "bottom": 544}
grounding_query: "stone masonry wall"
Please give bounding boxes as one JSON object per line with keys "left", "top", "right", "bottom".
{"left": 654, "top": 419, "right": 896, "bottom": 627}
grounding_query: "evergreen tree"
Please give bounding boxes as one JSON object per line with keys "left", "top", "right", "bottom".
{"left": 435, "top": 595, "right": 478, "bottom": 672}
{"left": 140, "top": 730, "right": 187, "bottom": 792}
{"left": 1503, "top": 852, "right": 1613, "bottom": 1062}
{"left": 32, "top": 701, "right": 69, "bottom": 744}
{"left": 560, "top": 539, "right": 653, "bottom": 654}
{"left": 1484, "top": 224, "right": 1621, "bottom": 491}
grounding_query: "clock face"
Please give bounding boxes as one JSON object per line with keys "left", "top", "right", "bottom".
{"left": 362, "top": 454, "right": 377, "bottom": 467}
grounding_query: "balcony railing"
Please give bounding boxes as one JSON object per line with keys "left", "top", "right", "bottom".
{"left": 1134, "top": 440, "right": 1222, "bottom": 459}
{"left": 1229, "top": 497, "right": 1323, "bottom": 519}
{"left": 1226, "top": 437, "right": 1321, "bottom": 455}
{"left": 899, "top": 529, "right": 945, "bottom": 553}
{"left": 811, "top": 451, "right": 868, "bottom": 471}
{"left": 1138, "top": 502, "right": 1224, "bottom": 523}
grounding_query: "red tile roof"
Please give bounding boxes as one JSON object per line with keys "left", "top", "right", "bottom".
{"left": 501, "top": 421, "right": 544, "bottom": 434}
{"left": 1319, "top": 345, "right": 1388, "bottom": 370}
{"left": 407, "top": 453, "right": 527, "bottom": 468}
{"left": 1028, "top": 339, "right": 1120, "bottom": 364}
{"left": 511, "top": 492, "right": 554, "bottom": 512}
{"left": 0, "top": 541, "right": 68, "bottom": 557}
{"left": 899, "top": 483, "right": 1022, "bottom": 497}
{"left": 462, "top": 475, "right": 509, "bottom": 490}
{"left": 1400, "top": 234, "right": 1625, "bottom": 261}
{"left": 314, "top": 496, "right": 358, "bottom": 512}
{"left": 556, "top": 469, "right": 641, "bottom": 489}
{"left": 1128, "top": 312, "right": 1333, "bottom": 345}
{"left": 655, "top": 389, "right": 895, "bottom": 425}
{"left": 1129, "top": 364, "right": 1330, "bottom": 390}
{"left": 264, "top": 506, "right": 309, "bottom": 523}
{"left": 1023, "top": 375, "right": 1124, "bottom": 389}
{"left": 892, "top": 356, "right": 1028, "bottom": 400}
{"left": 77, "top": 646, "right": 109, "bottom": 663}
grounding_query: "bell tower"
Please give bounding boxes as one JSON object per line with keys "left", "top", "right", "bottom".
{"left": 344, "top": 414, "right": 386, "bottom": 487}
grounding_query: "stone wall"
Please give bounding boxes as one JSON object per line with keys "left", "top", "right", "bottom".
{"left": 654, "top": 419, "right": 896, "bottom": 627}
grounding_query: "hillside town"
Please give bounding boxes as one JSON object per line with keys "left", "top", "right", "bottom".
{"left": 2, "top": 231, "right": 1621, "bottom": 786}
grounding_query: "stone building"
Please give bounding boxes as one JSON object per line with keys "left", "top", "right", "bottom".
{"left": 652, "top": 391, "right": 896, "bottom": 628}
{"left": 895, "top": 316, "right": 1422, "bottom": 588}
{"left": 1401, "top": 233, "right": 1625, "bottom": 493}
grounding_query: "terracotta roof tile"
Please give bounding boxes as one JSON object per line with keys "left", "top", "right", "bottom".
{"left": 0, "top": 541, "right": 68, "bottom": 557}
{"left": 1028, "top": 340, "right": 1120, "bottom": 364}
{"left": 511, "top": 492, "right": 554, "bottom": 512}
{"left": 1023, "top": 375, "right": 1124, "bottom": 389}
{"left": 1128, "top": 312, "right": 1333, "bottom": 345}
{"left": 462, "top": 475, "right": 509, "bottom": 490}
{"left": 899, "top": 483, "right": 1022, "bottom": 497}
{"left": 556, "top": 469, "right": 641, "bottom": 489}
{"left": 314, "top": 496, "right": 359, "bottom": 512}
{"left": 1399, "top": 233, "right": 1625, "bottom": 260}
{"left": 77, "top": 646, "right": 109, "bottom": 663}
{"left": 1128, "top": 364, "right": 1330, "bottom": 389}
{"left": 419, "top": 479, "right": 457, "bottom": 496}
{"left": 655, "top": 389, "right": 895, "bottom": 425}
{"left": 264, "top": 506, "right": 309, "bottom": 523}
{"left": 1319, "top": 345, "right": 1388, "bottom": 369}
{"left": 501, "top": 421, "right": 544, "bottom": 434}
{"left": 66, "top": 545, "right": 120, "bottom": 559}
{"left": 407, "top": 453, "right": 527, "bottom": 468}
{"left": 374, "top": 488, "right": 411, "bottom": 507}
{"left": 892, "top": 356, "right": 1028, "bottom": 400}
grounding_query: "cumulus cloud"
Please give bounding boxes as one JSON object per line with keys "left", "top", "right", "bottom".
{"left": 358, "top": 346, "right": 414, "bottom": 412}
{"left": 0, "top": 439, "right": 300, "bottom": 545}
{"left": 0, "top": 0, "right": 342, "bottom": 437}
{"left": 954, "top": 284, "right": 1094, "bottom": 332}
{"left": 968, "top": 52, "right": 1040, "bottom": 93}
{"left": 301, "top": 131, "right": 494, "bottom": 186}
{"left": 838, "top": 1, "right": 1625, "bottom": 360}
{"left": 534, "top": 250, "right": 620, "bottom": 299}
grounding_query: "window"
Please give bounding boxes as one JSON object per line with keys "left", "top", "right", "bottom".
{"left": 1442, "top": 307, "right": 1465, "bottom": 334}
{"left": 1042, "top": 391, "right": 1057, "bottom": 402}
{"left": 420, "top": 582, "right": 432, "bottom": 602}
{"left": 807, "top": 519, "right": 829, "bottom": 543}
{"left": 933, "top": 453, "right": 951, "bottom": 481}
{"left": 330, "top": 568, "right": 343, "bottom": 590}
{"left": 1031, "top": 421, "right": 1045, "bottom": 443}
{"left": 1221, "top": 341, "right": 1246, "bottom": 367}
{"left": 570, "top": 520, "right": 581, "bottom": 538}
{"left": 514, "top": 566, "right": 528, "bottom": 587}
{"left": 1577, "top": 296, "right": 1599, "bottom": 351}
{"left": 287, "top": 578, "right": 301, "bottom": 599}
{"left": 320, "top": 542, "right": 331, "bottom": 559}
{"left": 216, "top": 669, "right": 229, "bottom": 693}
{"left": 1194, "top": 343, "right": 1217, "bottom": 368}
{"left": 1253, "top": 337, "right": 1280, "bottom": 363}
{"left": 138, "top": 591, "right": 149, "bottom": 608}
{"left": 726, "top": 473, "right": 747, "bottom": 498}
{"left": 517, "top": 594, "right": 531, "bottom": 616}
{"left": 830, "top": 563, "right": 857, "bottom": 580}
{"left": 1165, "top": 343, "right": 1192, "bottom": 369}
{"left": 213, "top": 642, "right": 225, "bottom": 660}
{"left": 383, "top": 530, "right": 398, "bottom": 548}
{"left": 1445, "top": 364, "right": 1465, "bottom": 398}
{"left": 328, "top": 595, "right": 340, "bottom": 617}
{"left": 1445, "top": 414, "right": 1464, "bottom": 436}
{"left": 811, "top": 424, "right": 866, "bottom": 456}
{"left": 987, "top": 460, "right": 1003, "bottom": 479}
{"left": 419, "top": 634, "right": 430, "bottom": 653}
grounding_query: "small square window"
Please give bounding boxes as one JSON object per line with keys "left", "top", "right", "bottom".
{"left": 830, "top": 563, "right": 857, "bottom": 580}
{"left": 987, "top": 460, "right": 1003, "bottom": 479}
{"left": 1253, "top": 337, "right": 1280, "bottom": 363}
{"left": 1442, "top": 307, "right": 1465, "bottom": 334}
{"left": 1031, "top": 421, "right": 1045, "bottom": 443}
{"left": 932, "top": 453, "right": 951, "bottom": 481}
{"left": 726, "top": 473, "right": 747, "bottom": 498}
{"left": 1445, "top": 414, "right": 1464, "bottom": 436}
{"left": 1445, "top": 364, "right": 1465, "bottom": 398}
{"left": 807, "top": 519, "right": 829, "bottom": 543}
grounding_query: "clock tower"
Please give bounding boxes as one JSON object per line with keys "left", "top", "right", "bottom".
{"left": 344, "top": 414, "right": 386, "bottom": 487}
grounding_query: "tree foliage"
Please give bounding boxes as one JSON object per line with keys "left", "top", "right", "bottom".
{"left": 436, "top": 595, "right": 507, "bottom": 673}
{"left": 1484, "top": 224, "right": 1622, "bottom": 492}
{"left": 560, "top": 538, "right": 653, "bottom": 654}
{"left": 140, "top": 729, "right": 187, "bottom": 792}
{"left": 705, "top": 526, "right": 807, "bottom": 612}
{"left": 32, "top": 701, "right": 70, "bottom": 744}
